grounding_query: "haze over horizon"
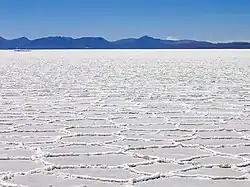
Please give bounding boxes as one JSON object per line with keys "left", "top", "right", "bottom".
{"left": 1, "top": 0, "right": 250, "bottom": 42}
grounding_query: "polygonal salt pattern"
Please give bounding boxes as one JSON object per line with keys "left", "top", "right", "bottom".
{"left": 0, "top": 50, "right": 250, "bottom": 186}
{"left": 6, "top": 174, "right": 122, "bottom": 187}
{"left": 0, "top": 160, "right": 41, "bottom": 173}
{"left": 46, "top": 154, "right": 144, "bottom": 166}
{"left": 139, "top": 178, "right": 250, "bottom": 187}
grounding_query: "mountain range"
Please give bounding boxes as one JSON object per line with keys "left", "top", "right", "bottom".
{"left": 1, "top": 36, "right": 250, "bottom": 49}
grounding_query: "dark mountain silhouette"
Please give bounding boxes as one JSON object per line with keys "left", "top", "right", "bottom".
{"left": 0, "top": 36, "right": 250, "bottom": 49}
{"left": 27, "top": 37, "right": 73, "bottom": 49}
{"left": 9, "top": 37, "right": 30, "bottom": 49}
{"left": 72, "top": 37, "right": 114, "bottom": 49}
{"left": 113, "top": 36, "right": 168, "bottom": 49}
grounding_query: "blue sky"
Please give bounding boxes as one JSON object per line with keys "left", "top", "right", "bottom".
{"left": 1, "top": 0, "right": 250, "bottom": 41}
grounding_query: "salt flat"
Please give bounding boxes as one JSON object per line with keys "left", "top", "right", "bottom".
{"left": 0, "top": 50, "right": 250, "bottom": 187}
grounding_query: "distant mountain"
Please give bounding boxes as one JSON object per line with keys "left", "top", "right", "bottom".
{"left": 27, "top": 37, "right": 73, "bottom": 49}
{"left": 114, "top": 36, "right": 168, "bottom": 49}
{"left": 72, "top": 37, "right": 114, "bottom": 49}
{"left": 0, "top": 36, "right": 250, "bottom": 49}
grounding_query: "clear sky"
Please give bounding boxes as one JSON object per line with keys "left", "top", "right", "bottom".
{"left": 1, "top": 0, "right": 250, "bottom": 41}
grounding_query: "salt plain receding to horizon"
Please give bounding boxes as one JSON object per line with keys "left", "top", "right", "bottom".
{"left": 0, "top": 50, "right": 250, "bottom": 187}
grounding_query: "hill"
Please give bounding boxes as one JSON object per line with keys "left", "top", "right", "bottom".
{"left": 1, "top": 36, "right": 250, "bottom": 49}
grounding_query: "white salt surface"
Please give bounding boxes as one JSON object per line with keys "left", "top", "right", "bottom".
{"left": 0, "top": 49, "right": 250, "bottom": 186}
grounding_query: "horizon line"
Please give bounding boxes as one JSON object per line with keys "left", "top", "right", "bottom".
{"left": 1, "top": 35, "right": 250, "bottom": 44}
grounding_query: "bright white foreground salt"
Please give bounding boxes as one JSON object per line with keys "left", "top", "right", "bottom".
{"left": 0, "top": 50, "right": 250, "bottom": 187}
